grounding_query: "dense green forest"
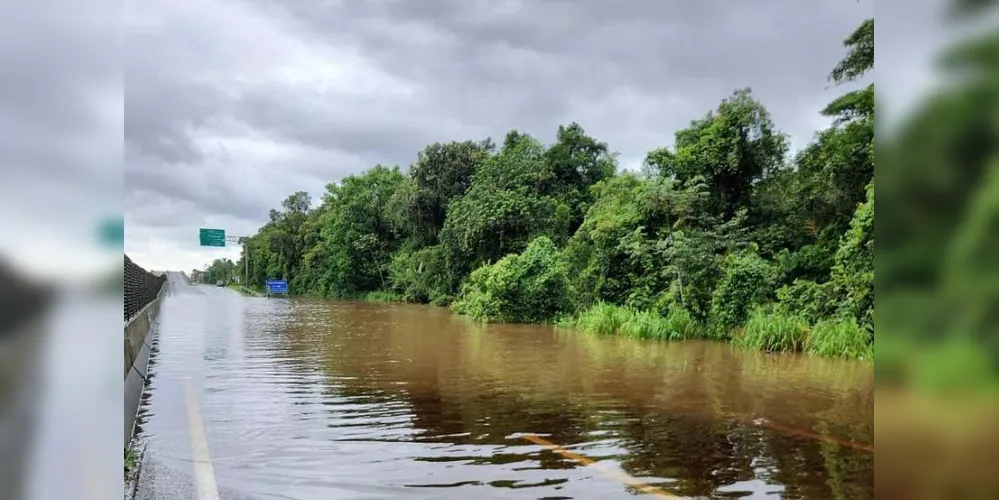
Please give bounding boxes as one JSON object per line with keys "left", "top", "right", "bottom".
{"left": 203, "top": 19, "right": 874, "bottom": 359}
{"left": 199, "top": 257, "right": 238, "bottom": 284}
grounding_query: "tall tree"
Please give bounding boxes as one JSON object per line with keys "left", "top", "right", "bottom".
{"left": 751, "top": 18, "right": 875, "bottom": 280}
{"left": 312, "top": 166, "right": 405, "bottom": 297}
{"left": 441, "top": 132, "right": 566, "bottom": 282}
{"left": 400, "top": 140, "right": 494, "bottom": 245}
{"left": 543, "top": 122, "right": 617, "bottom": 232}
{"left": 646, "top": 89, "right": 788, "bottom": 219}
{"left": 829, "top": 19, "right": 874, "bottom": 85}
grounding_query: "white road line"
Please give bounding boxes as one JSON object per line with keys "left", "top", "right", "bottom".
{"left": 185, "top": 381, "right": 221, "bottom": 500}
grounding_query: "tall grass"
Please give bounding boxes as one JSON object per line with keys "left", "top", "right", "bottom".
{"left": 661, "top": 306, "right": 698, "bottom": 340}
{"left": 567, "top": 302, "right": 873, "bottom": 360}
{"left": 806, "top": 318, "right": 872, "bottom": 359}
{"left": 735, "top": 308, "right": 810, "bottom": 353}
{"left": 619, "top": 309, "right": 670, "bottom": 339}
{"left": 574, "top": 302, "right": 628, "bottom": 335}
{"left": 571, "top": 302, "right": 700, "bottom": 340}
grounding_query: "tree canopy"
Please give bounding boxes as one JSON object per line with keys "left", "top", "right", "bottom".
{"left": 222, "top": 19, "right": 876, "bottom": 360}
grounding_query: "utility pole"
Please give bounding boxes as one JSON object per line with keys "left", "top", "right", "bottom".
{"left": 241, "top": 237, "right": 249, "bottom": 287}
{"left": 224, "top": 234, "right": 249, "bottom": 286}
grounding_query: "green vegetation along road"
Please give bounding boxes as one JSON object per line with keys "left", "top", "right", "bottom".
{"left": 199, "top": 19, "right": 874, "bottom": 361}
{"left": 133, "top": 280, "right": 873, "bottom": 499}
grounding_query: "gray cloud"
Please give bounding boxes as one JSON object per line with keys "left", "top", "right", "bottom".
{"left": 124, "top": 0, "right": 873, "bottom": 272}
{"left": 2, "top": 3, "right": 119, "bottom": 186}
{"left": 258, "top": 0, "right": 872, "bottom": 146}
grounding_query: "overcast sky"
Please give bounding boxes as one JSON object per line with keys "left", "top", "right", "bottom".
{"left": 117, "top": 0, "right": 883, "bottom": 273}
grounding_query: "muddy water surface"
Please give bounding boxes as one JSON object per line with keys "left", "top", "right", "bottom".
{"left": 138, "top": 287, "right": 873, "bottom": 499}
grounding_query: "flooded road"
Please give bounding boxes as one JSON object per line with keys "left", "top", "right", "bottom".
{"left": 135, "top": 278, "right": 873, "bottom": 499}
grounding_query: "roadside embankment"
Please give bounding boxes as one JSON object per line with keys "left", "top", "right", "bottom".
{"left": 228, "top": 283, "right": 263, "bottom": 296}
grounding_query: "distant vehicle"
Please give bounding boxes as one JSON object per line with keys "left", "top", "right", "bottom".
{"left": 216, "top": 280, "right": 224, "bottom": 287}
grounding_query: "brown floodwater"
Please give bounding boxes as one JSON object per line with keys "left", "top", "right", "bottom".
{"left": 136, "top": 284, "right": 874, "bottom": 499}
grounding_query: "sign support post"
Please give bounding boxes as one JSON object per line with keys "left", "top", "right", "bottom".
{"left": 198, "top": 228, "right": 250, "bottom": 287}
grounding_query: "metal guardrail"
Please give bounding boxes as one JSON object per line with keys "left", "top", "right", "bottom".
{"left": 124, "top": 255, "right": 165, "bottom": 322}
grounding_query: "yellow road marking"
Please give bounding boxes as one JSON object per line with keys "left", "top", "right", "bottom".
{"left": 521, "top": 434, "right": 679, "bottom": 498}
{"left": 750, "top": 418, "right": 874, "bottom": 453}
{"left": 185, "top": 380, "right": 221, "bottom": 500}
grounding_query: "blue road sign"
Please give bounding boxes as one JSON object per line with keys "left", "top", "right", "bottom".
{"left": 265, "top": 279, "right": 288, "bottom": 295}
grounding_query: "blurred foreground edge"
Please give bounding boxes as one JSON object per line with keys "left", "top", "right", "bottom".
{"left": 875, "top": 1, "right": 999, "bottom": 497}
{"left": 0, "top": 257, "right": 54, "bottom": 500}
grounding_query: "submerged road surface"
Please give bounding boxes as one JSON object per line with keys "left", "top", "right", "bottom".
{"left": 133, "top": 274, "right": 873, "bottom": 499}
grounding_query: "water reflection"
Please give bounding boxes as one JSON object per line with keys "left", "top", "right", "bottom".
{"left": 269, "top": 299, "right": 873, "bottom": 499}
{"left": 140, "top": 291, "right": 872, "bottom": 499}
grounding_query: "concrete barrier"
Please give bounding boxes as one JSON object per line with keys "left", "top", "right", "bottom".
{"left": 124, "top": 281, "right": 166, "bottom": 446}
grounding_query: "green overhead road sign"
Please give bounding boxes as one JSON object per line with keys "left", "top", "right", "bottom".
{"left": 200, "top": 228, "right": 226, "bottom": 247}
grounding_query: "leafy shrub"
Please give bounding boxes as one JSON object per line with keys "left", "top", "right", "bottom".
{"left": 830, "top": 182, "right": 873, "bottom": 331}
{"left": 775, "top": 244, "right": 836, "bottom": 284}
{"left": 561, "top": 174, "right": 649, "bottom": 308}
{"left": 775, "top": 279, "right": 836, "bottom": 324}
{"left": 452, "top": 236, "right": 571, "bottom": 323}
{"left": 709, "top": 248, "right": 778, "bottom": 337}
{"left": 805, "top": 317, "right": 871, "bottom": 359}
{"left": 388, "top": 245, "right": 453, "bottom": 304}
{"left": 736, "top": 308, "right": 809, "bottom": 352}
